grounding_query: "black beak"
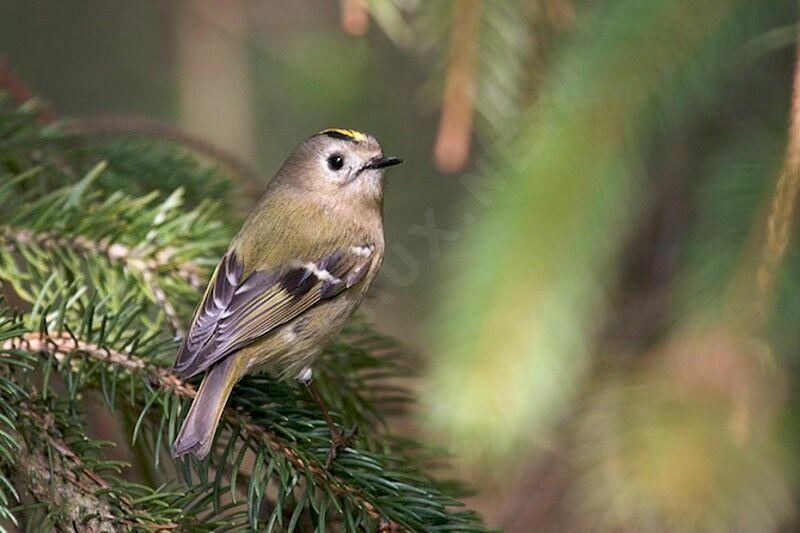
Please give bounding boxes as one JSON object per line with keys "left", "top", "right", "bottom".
{"left": 365, "top": 156, "right": 403, "bottom": 170}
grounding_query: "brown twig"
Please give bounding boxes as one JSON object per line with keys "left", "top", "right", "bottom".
{"left": 340, "top": 0, "right": 370, "bottom": 36}
{"left": 2, "top": 331, "right": 405, "bottom": 530}
{"left": 755, "top": 27, "right": 800, "bottom": 314}
{"left": 433, "top": 0, "right": 482, "bottom": 173}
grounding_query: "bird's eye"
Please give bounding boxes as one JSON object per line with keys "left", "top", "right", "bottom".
{"left": 327, "top": 154, "right": 345, "bottom": 171}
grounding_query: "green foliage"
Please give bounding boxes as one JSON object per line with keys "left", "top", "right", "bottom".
{"left": 422, "top": 0, "right": 790, "bottom": 463}
{"left": 391, "top": 0, "right": 800, "bottom": 530}
{"left": 78, "top": 135, "right": 235, "bottom": 210}
{"left": 0, "top": 99, "right": 487, "bottom": 531}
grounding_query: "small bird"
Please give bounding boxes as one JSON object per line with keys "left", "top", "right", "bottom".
{"left": 171, "top": 128, "right": 402, "bottom": 462}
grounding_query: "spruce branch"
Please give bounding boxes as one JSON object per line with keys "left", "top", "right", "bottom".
{"left": 3, "top": 331, "right": 423, "bottom": 530}
{"left": 7, "top": 402, "right": 236, "bottom": 531}
{"left": 13, "top": 439, "right": 117, "bottom": 532}
{"left": 1, "top": 227, "right": 205, "bottom": 290}
{"left": 70, "top": 116, "right": 263, "bottom": 201}
{"left": 2, "top": 225, "right": 205, "bottom": 336}
{"left": 11, "top": 413, "right": 181, "bottom": 531}
{"left": 2, "top": 331, "right": 464, "bottom": 531}
{"left": 0, "top": 335, "right": 225, "bottom": 531}
{"left": 0, "top": 160, "right": 227, "bottom": 340}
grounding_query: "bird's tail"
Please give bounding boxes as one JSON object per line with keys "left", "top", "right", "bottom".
{"left": 172, "top": 356, "right": 237, "bottom": 459}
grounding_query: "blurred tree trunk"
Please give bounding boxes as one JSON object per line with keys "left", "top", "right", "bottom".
{"left": 176, "top": 0, "right": 256, "bottom": 170}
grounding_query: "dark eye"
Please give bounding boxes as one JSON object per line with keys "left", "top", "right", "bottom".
{"left": 327, "top": 154, "right": 344, "bottom": 171}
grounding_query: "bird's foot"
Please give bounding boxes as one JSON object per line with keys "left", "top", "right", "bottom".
{"left": 325, "top": 424, "right": 357, "bottom": 470}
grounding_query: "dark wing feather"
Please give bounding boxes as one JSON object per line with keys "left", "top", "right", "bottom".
{"left": 175, "top": 253, "right": 244, "bottom": 364}
{"left": 173, "top": 247, "right": 373, "bottom": 378}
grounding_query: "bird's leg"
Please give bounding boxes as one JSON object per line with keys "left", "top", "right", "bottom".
{"left": 305, "top": 380, "right": 356, "bottom": 469}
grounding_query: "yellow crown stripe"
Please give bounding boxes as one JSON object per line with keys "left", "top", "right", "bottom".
{"left": 319, "top": 128, "right": 367, "bottom": 142}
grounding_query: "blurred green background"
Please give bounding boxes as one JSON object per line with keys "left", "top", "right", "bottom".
{"left": 5, "top": 0, "right": 800, "bottom": 530}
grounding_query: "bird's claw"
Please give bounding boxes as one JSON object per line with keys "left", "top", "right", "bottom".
{"left": 324, "top": 424, "right": 357, "bottom": 470}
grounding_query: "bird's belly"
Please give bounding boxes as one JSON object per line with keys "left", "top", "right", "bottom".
{"left": 233, "top": 296, "right": 357, "bottom": 381}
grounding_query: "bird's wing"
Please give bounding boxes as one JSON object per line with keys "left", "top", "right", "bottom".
{"left": 173, "top": 245, "right": 375, "bottom": 378}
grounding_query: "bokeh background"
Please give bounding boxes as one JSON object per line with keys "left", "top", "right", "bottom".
{"left": 4, "top": 0, "right": 800, "bottom": 530}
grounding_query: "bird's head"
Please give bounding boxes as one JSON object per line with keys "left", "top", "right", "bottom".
{"left": 274, "top": 128, "right": 403, "bottom": 210}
